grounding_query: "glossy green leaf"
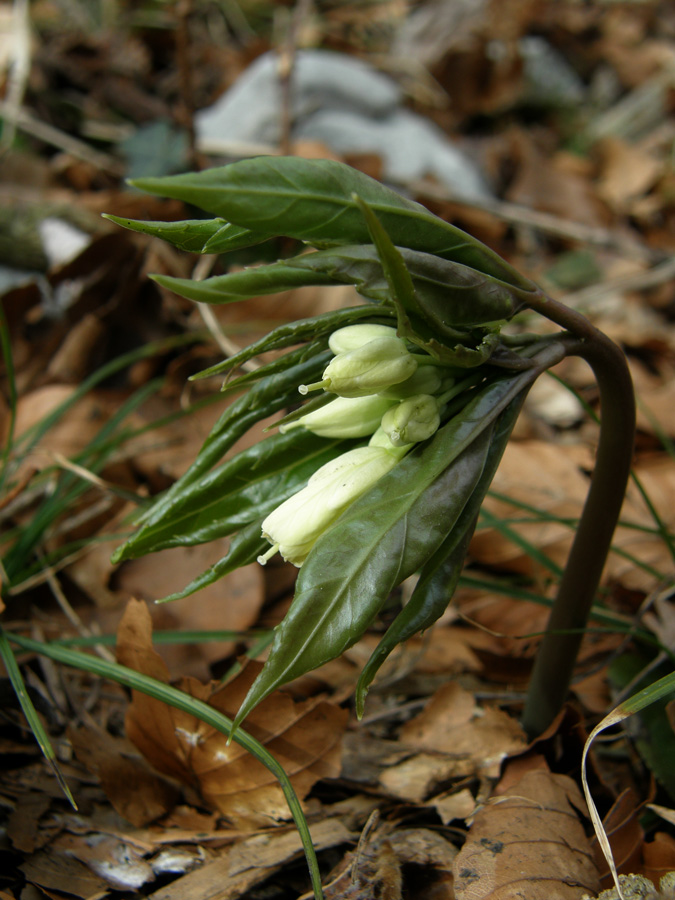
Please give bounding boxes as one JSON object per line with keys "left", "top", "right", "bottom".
{"left": 154, "top": 243, "right": 523, "bottom": 335}
{"left": 191, "top": 305, "right": 393, "bottom": 381}
{"left": 112, "top": 350, "right": 330, "bottom": 562}
{"left": 118, "top": 430, "right": 352, "bottom": 558}
{"left": 131, "top": 157, "right": 535, "bottom": 290}
{"left": 232, "top": 351, "right": 568, "bottom": 728}
{"left": 203, "top": 222, "right": 274, "bottom": 254}
{"left": 103, "top": 215, "right": 271, "bottom": 255}
{"left": 152, "top": 264, "right": 339, "bottom": 306}
{"left": 232, "top": 420, "right": 495, "bottom": 730}
{"left": 102, "top": 215, "right": 221, "bottom": 253}
{"left": 349, "top": 196, "right": 508, "bottom": 363}
{"left": 355, "top": 393, "right": 527, "bottom": 714}
{"left": 218, "top": 340, "right": 328, "bottom": 396}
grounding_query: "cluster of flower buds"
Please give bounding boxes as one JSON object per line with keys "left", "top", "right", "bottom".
{"left": 259, "top": 325, "right": 453, "bottom": 567}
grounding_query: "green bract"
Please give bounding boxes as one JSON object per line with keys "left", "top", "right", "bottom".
{"left": 109, "top": 155, "right": 568, "bottom": 729}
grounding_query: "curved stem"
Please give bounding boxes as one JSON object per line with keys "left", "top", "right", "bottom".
{"left": 519, "top": 291, "right": 636, "bottom": 737}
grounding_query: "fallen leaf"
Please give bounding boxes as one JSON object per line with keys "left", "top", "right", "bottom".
{"left": 399, "top": 682, "right": 527, "bottom": 777}
{"left": 452, "top": 764, "right": 602, "bottom": 900}
{"left": 116, "top": 599, "right": 349, "bottom": 828}
{"left": 115, "top": 542, "right": 265, "bottom": 680}
{"left": 148, "top": 819, "right": 352, "bottom": 900}
{"left": 68, "top": 724, "right": 179, "bottom": 827}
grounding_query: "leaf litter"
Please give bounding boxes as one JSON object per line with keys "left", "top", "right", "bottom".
{"left": 1, "top": 1, "right": 675, "bottom": 899}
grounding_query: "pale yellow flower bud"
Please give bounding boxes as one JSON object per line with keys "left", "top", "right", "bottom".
{"left": 300, "top": 337, "right": 417, "bottom": 398}
{"left": 328, "top": 323, "right": 398, "bottom": 355}
{"left": 280, "top": 394, "right": 395, "bottom": 438}
{"left": 259, "top": 446, "right": 401, "bottom": 567}
{"left": 381, "top": 394, "right": 440, "bottom": 447}
{"left": 378, "top": 365, "right": 444, "bottom": 399}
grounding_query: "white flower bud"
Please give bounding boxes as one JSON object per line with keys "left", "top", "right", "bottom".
{"left": 280, "top": 394, "right": 395, "bottom": 438}
{"left": 328, "top": 323, "right": 398, "bottom": 355}
{"left": 381, "top": 394, "right": 440, "bottom": 447}
{"left": 259, "top": 446, "right": 401, "bottom": 567}
{"left": 300, "top": 337, "right": 417, "bottom": 398}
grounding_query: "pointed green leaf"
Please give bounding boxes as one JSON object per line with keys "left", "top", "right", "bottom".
{"left": 131, "top": 157, "right": 535, "bottom": 289}
{"left": 119, "top": 430, "right": 352, "bottom": 558}
{"left": 355, "top": 392, "right": 527, "bottom": 714}
{"left": 152, "top": 264, "right": 339, "bottom": 306}
{"left": 103, "top": 215, "right": 271, "bottom": 255}
{"left": 112, "top": 350, "right": 330, "bottom": 562}
{"left": 232, "top": 419, "right": 495, "bottom": 730}
{"left": 232, "top": 346, "right": 569, "bottom": 728}
{"left": 203, "top": 222, "right": 274, "bottom": 254}
{"left": 191, "top": 305, "right": 392, "bottom": 381}
{"left": 218, "top": 340, "right": 328, "bottom": 397}
{"left": 157, "top": 521, "right": 268, "bottom": 602}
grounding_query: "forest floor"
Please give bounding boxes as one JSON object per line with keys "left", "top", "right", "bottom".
{"left": 1, "top": 2, "right": 675, "bottom": 899}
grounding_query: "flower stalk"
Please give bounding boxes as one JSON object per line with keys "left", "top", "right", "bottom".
{"left": 518, "top": 291, "right": 636, "bottom": 737}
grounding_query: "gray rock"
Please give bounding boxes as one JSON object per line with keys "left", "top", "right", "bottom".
{"left": 195, "top": 49, "right": 491, "bottom": 200}
{"left": 294, "top": 107, "right": 491, "bottom": 199}
{"left": 195, "top": 49, "right": 401, "bottom": 145}
{"left": 518, "top": 36, "right": 586, "bottom": 108}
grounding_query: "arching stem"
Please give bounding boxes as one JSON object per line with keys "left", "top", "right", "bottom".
{"left": 518, "top": 290, "right": 636, "bottom": 737}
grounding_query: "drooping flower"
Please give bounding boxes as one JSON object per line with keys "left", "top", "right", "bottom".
{"left": 328, "top": 323, "right": 399, "bottom": 355}
{"left": 381, "top": 394, "right": 441, "bottom": 447}
{"left": 280, "top": 394, "right": 395, "bottom": 438}
{"left": 259, "top": 445, "right": 406, "bottom": 567}
{"left": 300, "top": 336, "right": 417, "bottom": 398}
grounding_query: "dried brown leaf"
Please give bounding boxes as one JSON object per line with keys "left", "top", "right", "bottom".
{"left": 470, "top": 439, "right": 675, "bottom": 592}
{"left": 116, "top": 599, "right": 348, "bottom": 827}
{"left": 453, "top": 765, "right": 602, "bottom": 900}
{"left": 68, "top": 724, "right": 179, "bottom": 827}
{"left": 399, "top": 682, "right": 527, "bottom": 777}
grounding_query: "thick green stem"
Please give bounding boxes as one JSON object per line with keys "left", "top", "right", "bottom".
{"left": 519, "top": 291, "right": 636, "bottom": 737}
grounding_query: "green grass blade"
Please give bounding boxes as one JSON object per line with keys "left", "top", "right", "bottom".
{"left": 0, "top": 627, "right": 77, "bottom": 809}
{"left": 6, "top": 632, "right": 325, "bottom": 900}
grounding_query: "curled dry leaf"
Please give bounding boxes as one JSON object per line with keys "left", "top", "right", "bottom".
{"left": 116, "top": 599, "right": 348, "bottom": 828}
{"left": 452, "top": 763, "right": 602, "bottom": 900}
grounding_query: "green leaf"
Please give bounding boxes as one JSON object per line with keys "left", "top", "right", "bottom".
{"left": 355, "top": 393, "right": 527, "bottom": 714}
{"left": 131, "top": 157, "right": 535, "bottom": 289}
{"left": 232, "top": 356, "right": 565, "bottom": 728}
{"left": 103, "top": 216, "right": 271, "bottom": 255}
{"left": 152, "top": 264, "right": 339, "bottom": 306}
{"left": 232, "top": 419, "right": 496, "bottom": 730}
{"left": 155, "top": 243, "right": 521, "bottom": 344}
{"left": 203, "top": 223, "right": 274, "bottom": 254}
{"left": 191, "top": 305, "right": 393, "bottom": 381}
{"left": 112, "top": 350, "right": 330, "bottom": 562}
{"left": 119, "top": 429, "right": 352, "bottom": 558}
{"left": 217, "top": 340, "right": 328, "bottom": 396}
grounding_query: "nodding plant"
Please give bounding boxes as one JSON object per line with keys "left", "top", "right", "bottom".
{"left": 108, "top": 156, "right": 635, "bottom": 739}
